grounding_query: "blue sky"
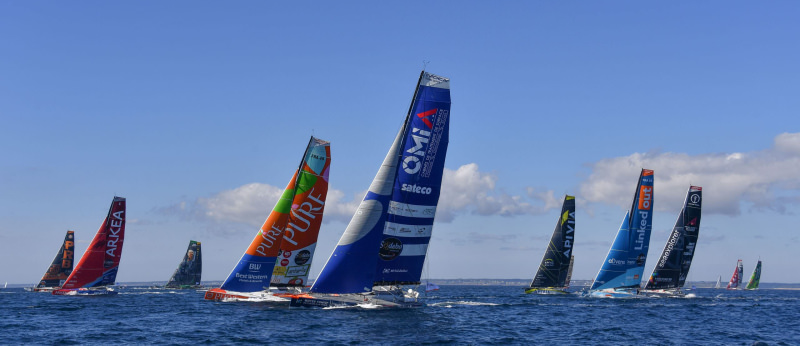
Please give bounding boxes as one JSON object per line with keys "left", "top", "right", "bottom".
{"left": 2, "top": 1, "right": 799, "bottom": 284}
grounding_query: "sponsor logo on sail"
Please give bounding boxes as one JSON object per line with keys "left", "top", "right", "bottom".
{"left": 379, "top": 238, "right": 403, "bottom": 261}
{"left": 401, "top": 183, "right": 432, "bottom": 195}
{"left": 294, "top": 250, "right": 311, "bottom": 265}
{"left": 283, "top": 187, "right": 325, "bottom": 247}
{"left": 105, "top": 209, "right": 125, "bottom": 257}
{"left": 608, "top": 258, "right": 625, "bottom": 266}
{"left": 402, "top": 107, "right": 448, "bottom": 177}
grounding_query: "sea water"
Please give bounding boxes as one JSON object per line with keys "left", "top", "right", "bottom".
{"left": 2, "top": 285, "right": 797, "bottom": 344}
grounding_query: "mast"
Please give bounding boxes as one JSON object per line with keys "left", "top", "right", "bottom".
{"left": 529, "top": 195, "right": 575, "bottom": 289}
{"left": 644, "top": 186, "right": 702, "bottom": 290}
{"left": 312, "top": 71, "right": 451, "bottom": 293}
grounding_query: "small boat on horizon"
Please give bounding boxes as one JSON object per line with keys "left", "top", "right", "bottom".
{"left": 52, "top": 197, "right": 126, "bottom": 296}
{"left": 745, "top": 259, "right": 762, "bottom": 290}
{"left": 165, "top": 240, "right": 202, "bottom": 289}
{"left": 726, "top": 259, "right": 744, "bottom": 290}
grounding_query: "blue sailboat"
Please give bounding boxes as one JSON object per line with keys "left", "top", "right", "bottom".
{"left": 291, "top": 71, "right": 451, "bottom": 308}
{"left": 588, "top": 169, "right": 654, "bottom": 298}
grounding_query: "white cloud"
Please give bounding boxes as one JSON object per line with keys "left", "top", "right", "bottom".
{"left": 579, "top": 132, "right": 800, "bottom": 215}
{"left": 436, "top": 163, "right": 560, "bottom": 221}
{"left": 159, "top": 163, "right": 562, "bottom": 229}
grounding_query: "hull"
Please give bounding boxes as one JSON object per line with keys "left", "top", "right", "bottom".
{"left": 26, "top": 287, "right": 57, "bottom": 292}
{"left": 640, "top": 289, "right": 686, "bottom": 298}
{"left": 52, "top": 287, "right": 118, "bottom": 296}
{"left": 203, "top": 288, "right": 289, "bottom": 302}
{"left": 524, "top": 287, "right": 570, "bottom": 295}
{"left": 588, "top": 288, "right": 640, "bottom": 299}
{"left": 290, "top": 292, "right": 424, "bottom": 308}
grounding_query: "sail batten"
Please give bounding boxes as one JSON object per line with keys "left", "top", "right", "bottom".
{"left": 311, "top": 71, "right": 451, "bottom": 294}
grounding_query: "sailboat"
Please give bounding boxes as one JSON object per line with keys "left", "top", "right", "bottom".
{"left": 745, "top": 259, "right": 761, "bottom": 290}
{"left": 290, "top": 71, "right": 451, "bottom": 308}
{"left": 642, "top": 186, "right": 702, "bottom": 297}
{"left": 52, "top": 197, "right": 126, "bottom": 296}
{"left": 588, "top": 169, "right": 654, "bottom": 298}
{"left": 25, "top": 230, "right": 75, "bottom": 292}
{"left": 165, "top": 240, "right": 202, "bottom": 289}
{"left": 726, "top": 259, "right": 743, "bottom": 290}
{"left": 525, "top": 195, "right": 575, "bottom": 295}
{"left": 714, "top": 275, "right": 722, "bottom": 289}
{"left": 204, "top": 137, "right": 330, "bottom": 301}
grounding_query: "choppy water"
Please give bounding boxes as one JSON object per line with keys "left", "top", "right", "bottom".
{"left": 2, "top": 286, "right": 797, "bottom": 345}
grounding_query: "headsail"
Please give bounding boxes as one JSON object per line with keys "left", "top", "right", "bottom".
{"left": 726, "top": 259, "right": 743, "bottom": 289}
{"left": 745, "top": 259, "right": 761, "bottom": 290}
{"left": 644, "top": 186, "right": 702, "bottom": 290}
{"left": 36, "top": 230, "right": 75, "bottom": 289}
{"left": 312, "top": 71, "right": 451, "bottom": 294}
{"left": 529, "top": 195, "right": 575, "bottom": 289}
{"left": 60, "top": 197, "right": 126, "bottom": 289}
{"left": 219, "top": 136, "right": 330, "bottom": 293}
{"left": 166, "top": 241, "right": 202, "bottom": 288}
{"left": 590, "top": 169, "right": 654, "bottom": 291}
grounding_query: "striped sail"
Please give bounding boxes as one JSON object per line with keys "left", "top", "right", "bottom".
{"left": 219, "top": 137, "right": 330, "bottom": 292}
{"left": 590, "top": 169, "right": 654, "bottom": 290}
{"left": 644, "top": 186, "right": 702, "bottom": 290}
{"left": 312, "top": 71, "right": 450, "bottom": 293}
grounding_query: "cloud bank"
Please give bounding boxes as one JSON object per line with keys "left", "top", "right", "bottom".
{"left": 579, "top": 132, "right": 800, "bottom": 215}
{"left": 159, "top": 163, "right": 557, "bottom": 228}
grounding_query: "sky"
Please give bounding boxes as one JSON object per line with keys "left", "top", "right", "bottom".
{"left": 2, "top": 1, "right": 799, "bottom": 285}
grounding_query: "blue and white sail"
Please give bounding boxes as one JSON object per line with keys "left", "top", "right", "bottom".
{"left": 311, "top": 71, "right": 451, "bottom": 294}
{"left": 590, "top": 169, "right": 654, "bottom": 291}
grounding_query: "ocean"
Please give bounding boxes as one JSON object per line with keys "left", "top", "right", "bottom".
{"left": 2, "top": 285, "right": 797, "bottom": 345}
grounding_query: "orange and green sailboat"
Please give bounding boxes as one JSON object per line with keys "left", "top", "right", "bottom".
{"left": 204, "top": 136, "right": 330, "bottom": 301}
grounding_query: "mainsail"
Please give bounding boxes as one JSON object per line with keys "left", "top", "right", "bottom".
{"left": 166, "top": 240, "right": 202, "bottom": 288}
{"left": 217, "top": 137, "right": 330, "bottom": 293}
{"left": 745, "top": 259, "right": 761, "bottom": 290}
{"left": 311, "top": 71, "right": 450, "bottom": 294}
{"left": 644, "top": 186, "right": 702, "bottom": 290}
{"left": 714, "top": 275, "right": 722, "bottom": 289}
{"left": 528, "top": 195, "right": 575, "bottom": 290}
{"left": 35, "top": 230, "right": 75, "bottom": 290}
{"left": 590, "top": 169, "right": 654, "bottom": 291}
{"left": 57, "top": 197, "right": 126, "bottom": 291}
{"left": 726, "top": 259, "right": 743, "bottom": 289}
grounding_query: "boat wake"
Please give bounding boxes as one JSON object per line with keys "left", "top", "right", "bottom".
{"left": 430, "top": 301, "right": 500, "bottom": 308}
{"left": 220, "top": 295, "right": 288, "bottom": 303}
